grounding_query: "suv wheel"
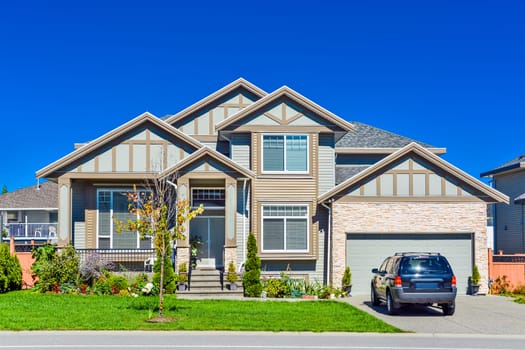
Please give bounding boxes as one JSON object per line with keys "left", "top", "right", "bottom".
{"left": 371, "top": 285, "right": 380, "bottom": 306}
{"left": 442, "top": 301, "right": 455, "bottom": 316}
{"left": 386, "top": 291, "right": 399, "bottom": 315}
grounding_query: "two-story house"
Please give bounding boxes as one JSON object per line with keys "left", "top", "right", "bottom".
{"left": 36, "top": 79, "right": 508, "bottom": 295}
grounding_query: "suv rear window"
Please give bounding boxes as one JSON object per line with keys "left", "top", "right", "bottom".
{"left": 400, "top": 255, "right": 451, "bottom": 275}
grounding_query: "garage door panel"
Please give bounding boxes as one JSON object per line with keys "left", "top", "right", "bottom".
{"left": 346, "top": 233, "right": 472, "bottom": 295}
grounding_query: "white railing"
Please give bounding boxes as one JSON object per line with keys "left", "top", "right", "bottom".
{"left": 7, "top": 223, "right": 58, "bottom": 239}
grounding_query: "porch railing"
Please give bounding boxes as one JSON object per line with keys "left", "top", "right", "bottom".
{"left": 6, "top": 222, "right": 58, "bottom": 240}
{"left": 76, "top": 248, "right": 155, "bottom": 272}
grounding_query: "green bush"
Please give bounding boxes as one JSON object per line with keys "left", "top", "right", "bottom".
{"left": 243, "top": 232, "right": 262, "bottom": 297}
{"left": 152, "top": 244, "right": 177, "bottom": 293}
{"left": 226, "top": 261, "right": 238, "bottom": 284}
{"left": 0, "top": 243, "right": 22, "bottom": 293}
{"left": 31, "top": 244, "right": 80, "bottom": 293}
{"left": 471, "top": 264, "right": 481, "bottom": 285}
{"left": 263, "top": 274, "right": 291, "bottom": 298}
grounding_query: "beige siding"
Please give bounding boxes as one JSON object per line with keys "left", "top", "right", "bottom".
{"left": 494, "top": 172, "right": 525, "bottom": 253}
{"left": 85, "top": 209, "right": 97, "bottom": 249}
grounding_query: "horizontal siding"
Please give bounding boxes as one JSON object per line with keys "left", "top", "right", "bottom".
{"left": 231, "top": 133, "right": 251, "bottom": 169}
{"left": 495, "top": 172, "right": 525, "bottom": 253}
{"left": 255, "top": 178, "right": 317, "bottom": 199}
{"left": 318, "top": 134, "right": 335, "bottom": 194}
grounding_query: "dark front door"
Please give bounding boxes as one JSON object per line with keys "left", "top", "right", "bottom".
{"left": 190, "top": 216, "right": 225, "bottom": 268}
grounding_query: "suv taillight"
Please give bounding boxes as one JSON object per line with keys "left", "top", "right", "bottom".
{"left": 451, "top": 275, "right": 456, "bottom": 287}
{"left": 394, "top": 275, "right": 402, "bottom": 287}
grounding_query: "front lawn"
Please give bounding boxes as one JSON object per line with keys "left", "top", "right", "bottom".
{"left": 0, "top": 291, "right": 401, "bottom": 332}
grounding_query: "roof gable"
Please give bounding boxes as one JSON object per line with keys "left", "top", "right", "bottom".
{"left": 165, "top": 78, "right": 267, "bottom": 131}
{"left": 159, "top": 147, "right": 254, "bottom": 179}
{"left": 37, "top": 112, "right": 202, "bottom": 179}
{"left": 215, "top": 86, "right": 354, "bottom": 134}
{"left": 481, "top": 154, "right": 525, "bottom": 177}
{"left": 319, "top": 142, "right": 509, "bottom": 204}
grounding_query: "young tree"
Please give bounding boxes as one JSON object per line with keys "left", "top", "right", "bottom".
{"left": 116, "top": 179, "right": 203, "bottom": 319}
{"left": 1, "top": 185, "right": 7, "bottom": 195}
{"left": 243, "top": 232, "right": 262, "bottom": 297}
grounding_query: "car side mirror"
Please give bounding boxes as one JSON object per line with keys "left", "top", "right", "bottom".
{"left": 372, "top": 268, "right": 379, "bottom": 273}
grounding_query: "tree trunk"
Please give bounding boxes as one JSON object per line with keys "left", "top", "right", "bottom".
{"left": 158, "top": 234, "right": 165, "bottom": 318}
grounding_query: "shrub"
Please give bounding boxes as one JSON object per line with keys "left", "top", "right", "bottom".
{"left": 152, "top": 244, "right": 176, "bottom": 293}
{"left": 490, "top": 275, "right": 511, "bottom": 295}
{"left": 513, "top": 284, "right": 525, "bottom": 295}
{"left": 0, "top": 243, "right": 22, "bottom": 293}
{"left": 226, "top": 261, "right": 238, "bottom": 284}
{"left": 32, "top": 244, "right": 80, "bottom": 293}
{"left": 80, "top": 253, "right": 115, "bottom": 286}
{"left": 243, "top": 232, "right": 262, "bottom": 297}
{"left": 342, "top": 266, "right": 352, "bottom": 287}
{"left": 471, "top": 264, "right": 481, "bottom": 285}
{"left": 263, "top": 274, "right": 291, "bottom": 298}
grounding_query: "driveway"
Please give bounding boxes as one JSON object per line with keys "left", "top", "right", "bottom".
{"left": 345, "top": 294, "right": 525, "bottom": 335}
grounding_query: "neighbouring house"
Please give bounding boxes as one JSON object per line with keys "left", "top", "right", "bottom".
{"left": 0, "top": 181, "right": 58, "bottom": 243}
{"left": 482, "top": 155, "right": 525, "bottom": 254}
{"left": 35, "top": 78, "right": 508, "bottom": 295}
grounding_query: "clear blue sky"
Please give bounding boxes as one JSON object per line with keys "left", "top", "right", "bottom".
{"left": 1, "top": 1, "right": 523, "bottom": 191}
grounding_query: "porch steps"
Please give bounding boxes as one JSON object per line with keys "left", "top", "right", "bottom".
{"left": 177, "top": 268, "right": 244, "bottom": 297}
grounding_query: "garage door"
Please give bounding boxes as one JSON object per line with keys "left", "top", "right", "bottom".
{"left": 346, "top": 233, "right": 473, "bottom": 295}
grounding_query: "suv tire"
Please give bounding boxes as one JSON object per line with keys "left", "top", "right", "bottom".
{"left": 442, "top": 301, "right": 455, "bottom": 316}
{"left": 386, "top": 291, "right": 399, "bottom": 315}
{"left": 371, "top": 286, "right": 380, "bottom": 306}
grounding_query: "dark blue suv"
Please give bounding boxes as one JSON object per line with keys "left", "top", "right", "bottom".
{"left": 371, "top": 252, "right": 457, "bottom": 315}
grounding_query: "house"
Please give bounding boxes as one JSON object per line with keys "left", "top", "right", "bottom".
{"left": 0, "top": 181, "right": 58, "bottom": 243}
{"left": 482, "top": 155, "right": 525, "bottom": 254}
{"left": 36, "top": 78, "right": 508, "bottom": 295}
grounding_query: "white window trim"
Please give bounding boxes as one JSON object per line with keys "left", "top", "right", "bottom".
{"left": 96, "top": 188, "right": 149, "bottom": 249}
{"left": 261, "top": 204, "right": 309, "bottom": 253}
{"left": 261, "top": 134, "right": 309, "bottom": 174}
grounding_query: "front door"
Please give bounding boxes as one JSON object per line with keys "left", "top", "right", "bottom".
{"left": 190, "top": 216, "right": 225, "bottom": 268}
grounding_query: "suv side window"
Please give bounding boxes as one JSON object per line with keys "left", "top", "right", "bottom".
{"left": 378, "top": 258, "right": 390, "bottom": 273}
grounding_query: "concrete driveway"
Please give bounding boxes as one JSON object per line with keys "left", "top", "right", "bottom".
{"left": 345, "top": 294, "right": 525, "bottom": 334}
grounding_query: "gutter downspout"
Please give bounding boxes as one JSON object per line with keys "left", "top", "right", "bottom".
{"left": 321, "top": 201, "right": 332, "bottom": 286}
{"left": 242, "top": 178, "right": 249, "bottom": 267}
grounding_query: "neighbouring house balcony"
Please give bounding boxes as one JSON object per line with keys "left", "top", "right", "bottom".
{"left": 3, "top": 222, "right": 58, "bottom": 241}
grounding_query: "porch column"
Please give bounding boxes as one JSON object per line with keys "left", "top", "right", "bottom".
{"left": 176, "top": 179, "right": 191, "bottom": 268}
{"left": 224, "top": 180, "right": 237, "bottom": 265}
{"left": 57, "top": 177, "right": 71, "bottom": 246}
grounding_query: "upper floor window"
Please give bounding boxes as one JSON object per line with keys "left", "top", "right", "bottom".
{"left": 262, "top": 135, "right": 308, "bottom": 173}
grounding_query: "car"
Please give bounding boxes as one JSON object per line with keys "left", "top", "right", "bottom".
{"left": 370, "top": 252, "right": 457, "bottom": 316}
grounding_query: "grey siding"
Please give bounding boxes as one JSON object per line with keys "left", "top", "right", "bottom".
{"left": 494, "top": 172, "right": 525, "bottom": 253}
{"left": 72, "top": 184, "right": 87, "bottom": 248}
{"left": 231, "top": 133, "right": 251, "bottom": 170}
{"left": 318, "top": 134, "right": 335, "bottom": 194}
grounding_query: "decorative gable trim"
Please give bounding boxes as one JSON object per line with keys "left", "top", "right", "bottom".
{"left": 165, "top": 78, "right": 267, "bottom": 125}
{"left": 36, "top": 112, "right": 202, "bottom": 178}
{"left": 215, "top": 86, "right": 354, "bottom": 132}
{"left": 159, "top": 146, "right": 254, "bottom": 179}
{"left": 319, "top": 142, "right": 509, "bottom": 204}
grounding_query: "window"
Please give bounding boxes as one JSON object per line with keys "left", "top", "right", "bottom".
{"left": 262, "top": 205, "right": 308, "bottom": 252}
{"left": 97, "top": 189, "right": 151, "bottom": 249}
{"left": 262, "top": 135, "right": 308, "bottom": 173}
{"left": 191, "top": 188, "right": 225, "bottom": 208}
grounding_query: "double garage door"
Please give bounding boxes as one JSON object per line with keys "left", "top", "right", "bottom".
{"left": 346, "top": 233, "right": 473, "bottom": 295}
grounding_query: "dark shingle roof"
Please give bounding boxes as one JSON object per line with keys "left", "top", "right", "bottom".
{"left": 336, "top": 121, "right": 434, "bottom": 149}
{"left": 335, "top": 166, "right": 370, "bottom": 185}
{"left": 0, "top": 182, "right": 58, "bottom": 209}
{"left": 481, "top": 154, "right": 525, "bottom": 177}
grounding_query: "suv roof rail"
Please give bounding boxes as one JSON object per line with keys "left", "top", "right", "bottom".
{"left": 394, "top": 252, "right": 441, "bottom": 256}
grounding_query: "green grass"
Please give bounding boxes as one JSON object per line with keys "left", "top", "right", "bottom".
{"left": 0, "top": 291, "right": 401, "bottom": 332}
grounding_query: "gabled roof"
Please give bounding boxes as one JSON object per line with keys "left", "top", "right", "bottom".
{"left": 215, "top": 86, "right": 354, "bottom": 133}
{"left": 36, "top": 112, "right": 202, "bottom": 179}
{"left": 481, "top": 154, "right": 525, "bottom": 177}
{"left": 0, "top": 181, "right": 57, "bottom": 210}
{"left": 159, "top": 146, "right": 254, "bottom": 179}
{"left": 319, "top": 142, "right": 509, "bottom": 204}
{"left": 336, "top": 121, "right": 446, "bottom": 154}
{"left": 164, "top": 78, "right": 267, "bottom": 125}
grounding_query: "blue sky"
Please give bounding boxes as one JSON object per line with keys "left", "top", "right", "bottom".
{"left": 1, "top": 1, "right": 523, "bottom": 191}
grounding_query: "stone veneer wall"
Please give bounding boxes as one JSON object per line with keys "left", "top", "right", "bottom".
{"left": 331, "top": 202, "right": 488, "bottom": 294}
